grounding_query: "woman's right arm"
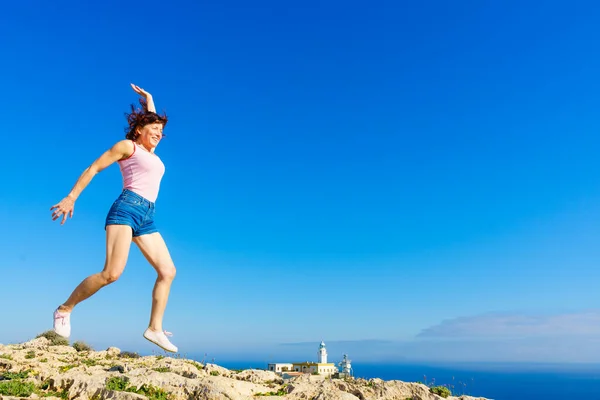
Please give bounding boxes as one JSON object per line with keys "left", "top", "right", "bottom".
{"left": 51, "top": 140, "right": 133, "bottom": 225}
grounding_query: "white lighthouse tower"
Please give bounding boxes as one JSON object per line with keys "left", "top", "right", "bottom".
{"left": 317, "top": 341, "right": 327, "bottom": 364}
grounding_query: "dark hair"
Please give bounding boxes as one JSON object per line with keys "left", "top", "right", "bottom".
{"left": 125, "top": 98, "right": 168, "bottom": 140}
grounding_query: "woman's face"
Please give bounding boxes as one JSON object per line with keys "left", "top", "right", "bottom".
{"left": 137, "top": 122, "right": 164, "bottom": 149}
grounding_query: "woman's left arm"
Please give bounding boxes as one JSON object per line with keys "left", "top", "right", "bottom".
{"left": 131, "top": 83, "right": 156, "bottom": 113}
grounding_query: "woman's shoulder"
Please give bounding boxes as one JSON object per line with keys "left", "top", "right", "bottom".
{"left": 112, "top": 139, "right": 136, "bottom": 161}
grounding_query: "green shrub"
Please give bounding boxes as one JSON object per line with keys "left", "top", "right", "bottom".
{"left": 153, "top": 367, "right": 171, "bottom": 373}
{"left": 36, "top": 330, "right": 69, "bottom": 346}
{"left": 41, "top": 389, "right": 69, "bottom": 400}
{"left": 119, "top": 351, "right": 140, "bottom": 359}
{"left": 0, "top": 380, "right": 36, "bottom": 397}
{"left": 59, "top": 364, "right": 77, "bottom": 373}
{"left": 210, "top": 370, "right": 220, "bottom": 376}
{"left": 255, "top": 389, "right": 285, "bottom": 396}
{"left": 430, "top": 386, "right": 452, "bottom": 398}
{"left": 36, "top": 381, "right": 68, "bottom": 400}
{"left": 25, "top": 350, "right": 36, "bottom": 359}
{"left": 106, "top": 376, "right": 171, "bottom": 400}
{"left": 81, "top": 359, "right": 98, "bottom": 367}
{"left": 255, "top": 384, "right": 288, "bottom": 397}
{"left": 135, "top": 384, "right": 171, "bottom": 400}
{"left": 0, "top": 354, "right": 12, "bottom": 360}
{"left": 106, "top": 376, "right": 130, "bottom": 391}
{"left": 73, "top": 341, "right": 93, "bottom": 352}
{"left": 1, "top": 370, "right": 30, "bottom": 380}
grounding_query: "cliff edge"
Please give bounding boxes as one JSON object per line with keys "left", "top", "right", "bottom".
{"left": 0, "top": 335, "right": 490, "bottom": 400}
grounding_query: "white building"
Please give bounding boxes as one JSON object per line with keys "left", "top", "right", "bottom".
{"left": 267, "top": 363, "right": 294, "bottom": 373}
{"left": 290, "top": 361, "right": 337, "bottom": 375}
{"left": 268, "top": 341, "right": 338, "bottom": 377}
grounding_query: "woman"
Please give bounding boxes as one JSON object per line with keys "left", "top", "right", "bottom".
{"left": 50, "top": 84, "right": 178, "bottom": 353}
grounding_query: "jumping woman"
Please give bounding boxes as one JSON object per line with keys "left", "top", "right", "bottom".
{"left": 50, "top": 84, "right": 178, "bottom": 352}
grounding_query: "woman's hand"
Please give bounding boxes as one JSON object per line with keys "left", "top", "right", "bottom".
{"left": 131, "top": 83, "right": 156, "bottom": 113}
{"left": 131, "top": 83, "right": 152, "bottom": 99}
{"left": 51, "top": 195, "right": 75, "bottom": 225}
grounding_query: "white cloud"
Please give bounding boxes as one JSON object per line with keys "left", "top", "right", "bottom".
{"left": 271, "top": 311, "right": 600, "bottom": 363}
{"left": 417, "top": 310, "right": 600, "bottom": 339}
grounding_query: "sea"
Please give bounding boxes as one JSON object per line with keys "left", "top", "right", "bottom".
{"left": 210, "top": 360, "right": 600, "bottom": 400}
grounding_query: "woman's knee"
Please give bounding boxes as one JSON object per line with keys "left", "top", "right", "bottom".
{"left": 100, "top": 269, "right": 122, "bottom": 284}
{"left": 100, "top": 261, "right": 125, "bottom": 284}
{"left": 158, "top": 265, "right": 176, "bottom": 281}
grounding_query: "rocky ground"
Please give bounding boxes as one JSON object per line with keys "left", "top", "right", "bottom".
{"left": 0, "top": 335, "right": 490, "bottom": 400}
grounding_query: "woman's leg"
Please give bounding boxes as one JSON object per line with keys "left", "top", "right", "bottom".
{"left": 60, "top": 225, "right": 133, "bottom": 311}
{"left": 133, "top": 232, "right": 177, "bottom": 351}
{"left": 54, "top": 225, "right": 133, "bottom": 337}
{"left": 133, "top": 232, "right": 176, "bottom": 331}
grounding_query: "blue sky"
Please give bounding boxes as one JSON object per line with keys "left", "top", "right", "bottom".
{"left": 2, "top": 0, "right": 600, "bottom": 366}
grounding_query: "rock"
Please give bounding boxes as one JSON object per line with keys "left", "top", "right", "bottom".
{"left": 234, "top": 368, "right": 283, "bottom": 384}
{"left": 0, "top": 337, "right": 492, "bottom": 400}
{"left": 21, "top": 337, "right": 50, "bottom": 350}
{"left": 2, "top": 397, "right": 54, "bottom": 400}
{"left": 109, "top": 365, "right": 125, "bottom": 373}
{"left": 106, "top": 347, "right": 121, "bottom": 357}
{"left": 67, "top": 372, "right": 123, "bottom": 399}
{"left": 203, "top": 362, "right": 232, "bottom": 377}
{"left": 155, "top": 358, "right": 204, "bottom": 379}
{"left": 0, "top": 358, "right": 14, "bottom": 370}
{"left": 453, "top": 397, "right": 488, "bottom": 400}
{"left": 96, "top": 391, "right": 147, "bottom": 400}
{"left": 47, "top": 345, "right": 77, "bottom": 355}
{"left": 311, "top": 390, "right": 360, "bottom": 400}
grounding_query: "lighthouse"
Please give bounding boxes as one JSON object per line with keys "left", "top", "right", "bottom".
{"left": 317, "top": 341, "right": 327, "bottom": 364}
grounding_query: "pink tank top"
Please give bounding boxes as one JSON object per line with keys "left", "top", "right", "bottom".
{"left": 118, "top": 141, "right": 165, "bottom": 203}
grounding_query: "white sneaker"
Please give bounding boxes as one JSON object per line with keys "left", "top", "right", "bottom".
{"left": 143, "top": 328, "right": 177, "bottom": 353}
{"left": 53, "top": 309, "right": 71, "bottom": 338}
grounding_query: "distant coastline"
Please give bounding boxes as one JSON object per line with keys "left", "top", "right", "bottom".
{"left": 188, "top": 356, "right": 600, "bottom": 374}
{"left": 212, "top": 359, "right": 600, "bottom": 400}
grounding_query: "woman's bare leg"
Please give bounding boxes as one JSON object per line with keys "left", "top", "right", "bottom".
{"left": 133, "top": 232, "right": 176, "bottom": 331}
{"left": 133, "top": 232, "right": 177, "bottom": 352}
{"left": 58, "top": 225, "right": 133, "bottom": 312}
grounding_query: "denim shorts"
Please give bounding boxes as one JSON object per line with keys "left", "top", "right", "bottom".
{"left": 105, "top": 189, "right": 158, "bottom": 237}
